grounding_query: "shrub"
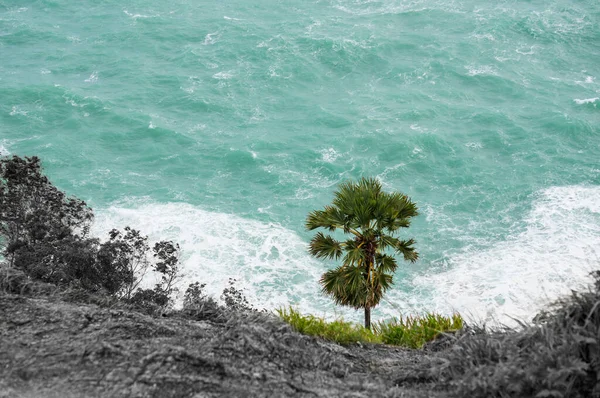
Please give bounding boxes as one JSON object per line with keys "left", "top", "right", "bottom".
{"left": 181, "top": 282, "right": 222, "bottom": 321}
{"left": 0, "top": 155, "right": 93, "bottom": 267}
{"left": 153, "top": 240, "right": 181, "bottom": 296}
{"left": 15, "top": 236, "right": 103, "bottom": 290}
{"left": 129, "top": 286, "right": 171, "bottom": 314}
{"left": 97, "top": 227, "right": 150, "bottom": 299}
{"left": 0, "top": 155, "right": 183, "bottom": 310}
{"left": 0, "top": 263, "right": 33, "bottom": 294}
{"left": 221, "top": 278, "right": 257, "bottom": 312}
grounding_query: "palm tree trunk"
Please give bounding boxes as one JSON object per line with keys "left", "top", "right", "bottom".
{"left": 364, "top": 306, "right": 371, "bottom": 329}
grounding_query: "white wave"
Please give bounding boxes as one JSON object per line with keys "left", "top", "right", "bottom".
{"left": 471, "top": 33, "right": 495, "bottom": 41}
{"left": 319, "top": 147, "right": 341, "bottom": 163}
{"left": 465, "top": 142, "right": 483, "bottom": 150}
{"left": 516, "top": 46, "right": 536, "bottom": 55}
{"left": 65, "top": 97, "right": 84, "bottom": 107}
{"left": 410, "top": 185, "right": 600, "bottom": 327}
{"left": 574, "top": 97, "right": 598, "bottom": 105}
{"left": 9, "top": 106, "right": 28, "bottom": 116}
{"left": 466, "top": 65, "right": 497, "bottom": 77}
{"left": 203, "top": 32, "right": 219, "bottom": 45}
{"left": 91, "top": 202, "right": 330, "bottom": 313}
{"left": 85, "top": 71, "right": 98, "bottom": 83}
{"left": 332, "top": 2, "right": 464, "bottom": 17}
{"left": 409, "top": 124, "right": 427, "bottom": 132}
{"left": 91, "top": 186, "right": 600, "bottom": 326}
{"left": 212, "top": 71, "right": 233, "bottom": 80}
{"left": 377, "top": 163, "right": 406, "bottom": 184}
{"left": 123, "top": 10, "right": 152, "bottom": 20}
{"left": 0, "top": 141, "right": 9, "bottom": 156}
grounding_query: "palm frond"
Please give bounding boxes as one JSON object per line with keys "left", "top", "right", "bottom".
{"left": 376, "top": 253, "right": 398, "bottom": 273}
{"left": 342, "top": 238, "right": 366, "bottom": 265}
{"left": 393, "top": 196, "right": 419, "bottom": 220}
{"left": 309, "top": 232, "right": 343, "bottom": 260}
{"left": 378, "top": 234, "right": 399, "bottom": 251}
{"left": 320, "top": 265, "right": 368, "bottom": 308}
{"left": 342, "top": 265, "right": 369, "bottom": 308}
{"left": 320, "top": 267, "right": 348, "bottom": 305}
{"left": 370, "top": 270, "right": 394, "bottom": 305}
{"left": 395, "top": 238, "right": 419, "bottom": 262}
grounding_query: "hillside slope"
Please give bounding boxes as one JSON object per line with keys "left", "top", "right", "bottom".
{"left": 0, "top": 294, "right": 444, "bottom": 398}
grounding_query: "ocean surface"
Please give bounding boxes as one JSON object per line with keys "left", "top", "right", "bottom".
{"left": 1, "top": 0, "right": 599, "bottom": 325}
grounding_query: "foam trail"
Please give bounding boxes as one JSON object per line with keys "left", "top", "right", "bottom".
{"left": 91, "top": 202, "right": 331, "bottom": 313}
{"left": 92, "top": 186, "right": 600, "bottom": 325}
{"left": 410, "top": 185, "right": 600, "bottom": 326}
{"left": 0, "top": 142, "right": 9, "bottom": 156}
{"left": 574, "top": 98, "right": 598, "bottom": 105}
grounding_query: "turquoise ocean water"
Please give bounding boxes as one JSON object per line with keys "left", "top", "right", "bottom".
{"left": 1, "top": 0, "right": 599, "bottom": 324}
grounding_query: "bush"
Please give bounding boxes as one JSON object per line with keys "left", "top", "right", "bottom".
{"left": 181, "top": 282, "right": 223, "bottom": 322}
{"left": 128, "top": 286, "right": 171, "bottom": 314}
{"left": 0, "top": 155, "right": 183, "bottom": 310}
{"left": 0, "top": 263, "right": 33, "bottom": 294}
{"left": 96, "top": 227, "right": 150, "bottom": 298}
{"left": 0, "top": 155, "right": 93, "bottom": 267}
{"left": 221, "top": 278, "right": 257, "bottom": 312}
{"left": 15, "top": 237, "right": 104, "bottom": 290}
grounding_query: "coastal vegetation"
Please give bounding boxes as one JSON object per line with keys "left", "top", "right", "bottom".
{"left": 2, "top": 154, "right": 600, "bottom": 397}
{"left": 431, "top": 273, "right": 600, "bottom": 397}
{"left": 306, "top": 177, "right": 419, "bottom": 329}
{"left": 0, "top": 155, "right": 181, "bottom": 313}
{"left": 277, "top": 306, "right": 463, "bottom": 348}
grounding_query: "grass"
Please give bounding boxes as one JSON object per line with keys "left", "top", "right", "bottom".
{"left": 432, "top": 271, "right": 600, "bottom": 398}
{"left": 277, "top": 306, "right": 463, "bottom": 348}
{"left": 276, "top": 307, "right": 380, "bottom": 345}
{"left": 374, "top": 312, "right": 464, "bottom": 348}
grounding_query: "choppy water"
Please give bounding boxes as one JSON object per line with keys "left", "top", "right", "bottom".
{"left": 1, "top": 0, "right": 599, "bottom": 324}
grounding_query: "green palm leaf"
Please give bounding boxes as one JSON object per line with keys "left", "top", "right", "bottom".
{"left": 309, "top": 232, "right": 342, "bottom": 260}
{"left": 395, "top": 238, "right": 419, "bottom": 262}
{"left": 307, "top": 177, "right": 419, "bottom": 329}
{"left": 376, "top": 253, "right": 398, "bottom": 273}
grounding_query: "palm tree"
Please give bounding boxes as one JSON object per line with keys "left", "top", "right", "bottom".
{"left": 306, "top": 177, "right": 419, "bottom": 329}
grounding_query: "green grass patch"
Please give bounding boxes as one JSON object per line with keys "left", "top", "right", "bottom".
{"left": 276, "top": 307, "right": 380, "bottom": 345}
{"left": 373, "top": 313, "right": 464, "bottom": 348}
{"left": 277, "top": 306, "right": 463, "bottom": 348}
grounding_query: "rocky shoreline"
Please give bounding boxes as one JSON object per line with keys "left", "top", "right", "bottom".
{"left": 0, "top": 294, "right": 446, "bottom": 398}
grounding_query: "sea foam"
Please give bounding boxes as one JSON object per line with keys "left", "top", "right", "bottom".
{"left": 574, "top": 97, "right": 598, "bottom": 105}
{"left": 91, "top": 202, "right": 330, "bottom": 313}
{"left": 409, "top": 185, "right": 600, "bottom": 326}
{"left": 92, "top": 186, "right": 600, "bottom": 325}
